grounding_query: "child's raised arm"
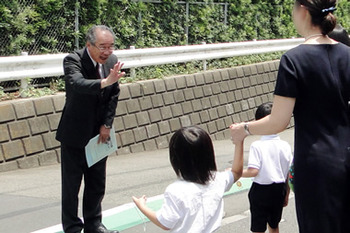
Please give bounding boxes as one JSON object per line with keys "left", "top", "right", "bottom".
{"left": 231, "top": 141, "right": 243, "bottom": 182}
{"left": 230, "top": 124, "right": 244, "bottom": 182}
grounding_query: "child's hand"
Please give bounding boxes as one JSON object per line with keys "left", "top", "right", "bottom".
{"left": 230, "top": 123, "right": 246, "bottom": 144}
{"left": 132, "top": 195, "right": 147, "bottom": 208}
{"left": 132, "top": 195, "right": 170, "bottom": 230}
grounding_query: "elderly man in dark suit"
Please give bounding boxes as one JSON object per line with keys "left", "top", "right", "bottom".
{"left": 56, "top": 25, "right": 124, "bottom": 233}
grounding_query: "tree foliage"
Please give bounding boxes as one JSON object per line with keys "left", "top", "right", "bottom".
{"left": 0, "top": 0, "right": 349, "bottom": 56}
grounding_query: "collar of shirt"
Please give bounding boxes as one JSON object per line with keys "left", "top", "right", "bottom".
{"left": 87, "top": 48, "right": 103, "bottom": 78}
{"left": 260, "top": 134, "right": 280, "bottom": 140}
{"left": 86, "top": 47, "right": 97, "bottom": 67}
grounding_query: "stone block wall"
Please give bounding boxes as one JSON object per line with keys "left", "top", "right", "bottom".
{"left": 0, "top": 60, "right": 282, "bottom": 172}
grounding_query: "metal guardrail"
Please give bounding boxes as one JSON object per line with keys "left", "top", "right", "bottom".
{"left": 118, "top": 38, "right": 304, "bottom": 68}
{"left": 0, "top": 38, "right": 304, "bottom": 83}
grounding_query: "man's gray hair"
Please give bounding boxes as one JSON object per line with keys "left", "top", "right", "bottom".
{"left": 86, "top": 25, "right": 115, "bottom": 44}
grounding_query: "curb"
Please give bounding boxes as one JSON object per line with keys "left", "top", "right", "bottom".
{"left": 31, "top": 178, "right": 252, "bottom": 233}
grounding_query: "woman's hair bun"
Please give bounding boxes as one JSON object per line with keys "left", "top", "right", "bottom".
{"left": 298, "top": 0, "right": 337, "bottom": 35}
{"left": 320, "top": 12, "right": 337, "bottom": 35}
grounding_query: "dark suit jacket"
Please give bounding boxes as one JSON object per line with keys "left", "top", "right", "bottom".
{"left": 56, "top": 48, "right": 120, "bottom": 148}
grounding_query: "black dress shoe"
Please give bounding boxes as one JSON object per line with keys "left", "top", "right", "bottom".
{"left": 84, "top": 224, "right": 119, "bottom": 233}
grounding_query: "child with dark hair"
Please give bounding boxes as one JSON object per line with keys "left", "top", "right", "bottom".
{"left": 133, "top": 126, "right": 244, "bottom": 232}
{"left": 242, "top": 102, "right": 293, "bottom": 233}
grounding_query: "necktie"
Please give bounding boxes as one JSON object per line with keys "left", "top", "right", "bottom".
{"left": 95, "top": 63, "right": 101, "bottom": 79}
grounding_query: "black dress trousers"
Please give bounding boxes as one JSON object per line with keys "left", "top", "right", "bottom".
{"left": 61, "top": 144, "right": 107, "bottom": 233}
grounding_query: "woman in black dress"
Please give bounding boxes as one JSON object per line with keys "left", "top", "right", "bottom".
{"left": 230, "top": 0, "right": 350, "bottom": 233}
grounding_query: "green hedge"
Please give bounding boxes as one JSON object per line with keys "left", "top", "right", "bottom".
{"left": 1, "top": 0, "right": 349, "bottom": 56}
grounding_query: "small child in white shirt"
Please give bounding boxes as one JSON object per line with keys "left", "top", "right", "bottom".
{"left": 133, "top": 125, "right": 244, "bottom": 233}
{"left": 242, "top": 102, "right": 293, "bottom": 233}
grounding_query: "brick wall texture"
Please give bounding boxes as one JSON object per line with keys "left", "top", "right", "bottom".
{"left": 0, "top": 60, "right": 287, "bottom": 172}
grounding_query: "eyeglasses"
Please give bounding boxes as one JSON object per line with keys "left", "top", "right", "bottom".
{"left": 92, "top": 44, "right": 115, "bottom": 52}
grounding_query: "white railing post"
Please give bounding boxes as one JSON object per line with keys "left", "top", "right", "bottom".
{"left": 202, "top": 42, "right": 207, "bottom": 71}
{"left": 20, "top": 52, "right": 29, "bottom": 97}
{"left": 130, "top": 46, "right": 136, "bottom": 79}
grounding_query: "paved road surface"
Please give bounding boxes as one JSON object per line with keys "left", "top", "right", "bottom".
{"left": 0, "top": 129, "right": 298, "bottom": 233}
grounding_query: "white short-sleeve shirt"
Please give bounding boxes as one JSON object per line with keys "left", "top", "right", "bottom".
{"left": 156, "top": 171, "right": 234, "bottom": 233}
{"left": 248, "top": 135, "right": 293, "bottom": 185}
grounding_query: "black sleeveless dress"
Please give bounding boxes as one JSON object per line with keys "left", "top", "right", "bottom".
{"left": 274, "top": 43, "right": 350, "bottom": 233}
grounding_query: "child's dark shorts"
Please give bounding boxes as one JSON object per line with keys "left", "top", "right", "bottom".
{"left": 248, "top": 182, "right": 287, "bottom": 232}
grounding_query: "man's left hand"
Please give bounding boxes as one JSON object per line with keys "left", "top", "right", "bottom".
{"left": 98, "top": 125, "right": 111, "bottom": 144}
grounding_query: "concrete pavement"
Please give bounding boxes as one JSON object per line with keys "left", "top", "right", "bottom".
{"left": 0, "top": 128, "right": 297, "bottom": 233}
